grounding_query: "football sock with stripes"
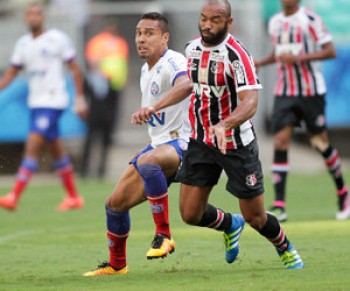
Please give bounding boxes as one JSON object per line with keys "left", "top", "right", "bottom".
{"left": 197, "top": 204, "right": 232, "bottom": 231}
{"left": 321, "top": 146, "right": 348, "bottom": 210}
{"left": 54, "top": 156, "right": 78, "bottom": 199}
{"left": 106, "top": 207, "right": 130, "bottom": 270}
{"left": 12, "top": 157, "right": 38, "bottom": 200}
{"left": 138, "top": 164, "right": 171, "bottom": 238}
{"left": 272, "top": 150, "right": 288, "bottom": 207}
{"left": 259, "top": 213, "right": 289, "bottom": 253}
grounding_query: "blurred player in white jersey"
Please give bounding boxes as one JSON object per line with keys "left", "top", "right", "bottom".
{"left": 255, "top": 0, "right": 349, "bottom": 221}
{"left": 83, "top": 12, "right": 192, "bottom": 276}
{"left": 0, "top": 3, "right": 87, "bottom": 211}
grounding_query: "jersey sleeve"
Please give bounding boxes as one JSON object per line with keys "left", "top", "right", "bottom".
{"left": 166, "top": 53, "right": 188, "bottom": 86}
{"left": 10, "top": 39, "right": 24, "bottom": 68}
{"left": 59, "top": 32, "right": 77, "bottom": 62}
{"left": 308, "top": 14, "right": 332, "bottom": 45}
{"left": 228, "top": 43, "right": 262, "bottom": 93}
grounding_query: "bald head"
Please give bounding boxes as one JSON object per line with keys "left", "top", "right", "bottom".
{"left": 203, "top": 0, "right": 231, "bottom": 18}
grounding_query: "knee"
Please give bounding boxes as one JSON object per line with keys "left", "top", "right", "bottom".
{"left": 137, "top": 163, "right": 161, "bottom": 179}
{"left": 310, "top": 135, "right": 329, "bottom": 152}
{"left": 106, "top": 195, "right": 127, "bottom": 212}
{"left": 274, "top": 136, "right": 289, "bottom": 150}
{"left": 180, "top": 206, "right": 201, "bottom": 226}
{"left": 244, "top": 213, "right": 267, "bottom": 231}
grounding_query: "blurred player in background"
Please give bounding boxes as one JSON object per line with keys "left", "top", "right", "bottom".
{"left": 255, "top": 0, "right": 349, "bottom": 221}
{"left": 81, "top": 24, "right": 129, "bottom": 178}
{"left": 83, "top": 12, "right": 192, "bottom": 276}
{"left": 0, "top": 2, "right": 87, "bottom": 211}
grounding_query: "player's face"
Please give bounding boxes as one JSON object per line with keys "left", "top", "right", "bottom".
{"left": 135, "top": 19, "right": 169, "bottom": 62}
{"left": 25, "top": 5, "right": 44, "bottom": 32}
{"left": 281, "top": 0, "right": 300, "bottom": 10}
{"left": 199, "top": 3, "right": 232, "bottom": 46}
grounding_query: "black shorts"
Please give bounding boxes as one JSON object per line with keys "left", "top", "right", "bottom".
{"left": 271, "top": 95, "right": 326, "bottom": 134}
{"left": 177, "top": 139, "right": 264, "bottom": 199}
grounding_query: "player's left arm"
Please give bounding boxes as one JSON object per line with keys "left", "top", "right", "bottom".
{"left": 209, "top": 90, "right": 258, "bottom": 154}
{"left": 66, "top": 60, "right": 88, "bottom": 119}
{"left": 131, "top": 75, "right": 192, "bottom": 125}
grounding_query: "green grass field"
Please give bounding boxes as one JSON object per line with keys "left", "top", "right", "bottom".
{"left": 1, "top": 171, "right": 350, "bottom": 290}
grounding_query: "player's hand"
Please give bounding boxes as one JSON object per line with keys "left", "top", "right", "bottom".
{"left": 209, "top": 122, "right": 227, "bottom": 155}
{"left": 74, "top": 96, "right": 89, "bottom": 119}
{"left": 278, "top": 53, "right": 298, "bottom": 64}
{"left": 131, "top": 106, "right": 155, "bottom": 125}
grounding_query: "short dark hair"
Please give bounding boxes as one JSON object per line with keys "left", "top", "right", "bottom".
{"left": 140, "top": 12, "right": 169, "bottom": 33}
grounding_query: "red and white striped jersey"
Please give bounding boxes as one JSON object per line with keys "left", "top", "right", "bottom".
{"left": 185, "top": 34, "right": 262, "bottom": 150}
{"left": 268, "top": 7, "right": 332, "bottom": 97}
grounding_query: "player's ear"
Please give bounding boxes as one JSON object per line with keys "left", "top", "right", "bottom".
{"left": 162, "top": 32, "right": 170, "bottom": 44}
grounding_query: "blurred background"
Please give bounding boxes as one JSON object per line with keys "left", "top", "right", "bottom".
{"left": 0, "top": 0, "right": 349, "bottom": 178}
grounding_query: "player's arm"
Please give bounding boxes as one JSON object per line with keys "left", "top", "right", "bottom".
{"left": 254, "top": 50, "right": 275, "bottom": 71}
{"left": 66, "top": 60, "right": 88, "bottom": 119}
{"left": 209, "top": 89, "right": 258, "bottom": 154}
{"left": 279, "top": 41, "right": 336, "bottom": 64}
{"left": 131, "top": 75, "right": 192, "bottom": 125}
{"left": 0, "top": 66, "right": 20, "bottom": 90}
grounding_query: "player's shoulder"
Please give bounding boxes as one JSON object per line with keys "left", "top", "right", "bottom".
{"left": 185, "top": 36, "right": 201, "bottom": 50}
{"left": 162, "top": 49, "right": 186, "bottom": 71}
{"left": 15, "top": 33, "right": 31, "bottom": 46}
{"left": 269, "top": 11, "right": 284, "bottom": 26}
{"left": 46, "top": 28, "right": 71, "bottom": 41}
{"left": 302, "top": 7, "right": 322, "bottom": 22}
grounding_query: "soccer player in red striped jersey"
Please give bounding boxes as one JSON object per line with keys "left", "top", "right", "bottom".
{"left": 142, "top": 0, "right": 304, "bottom": 269}
{"left": 255, "top": 0, "right": 349, "bottom": 221}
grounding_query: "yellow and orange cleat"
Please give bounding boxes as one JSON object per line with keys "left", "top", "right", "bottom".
{"left": 83, "top": 261, "right": 128, "bottom": 276}
{"left": 146, "top": 233, "right": 175, "bottom": 259}
{"left": 57, "top": 196, "right": 84, "bottom": 211}
{"left": 0, "top": 193, "right": 17, "bottom": 211}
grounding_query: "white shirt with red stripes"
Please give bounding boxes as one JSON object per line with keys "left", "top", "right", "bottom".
{"left": 186, "top": 33, "right": 262, "bottom": 150}
{"left": 268, "top": 7, "right": 332, "bottom": 97}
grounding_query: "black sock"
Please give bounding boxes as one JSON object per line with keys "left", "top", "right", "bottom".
{"left": 272, "top": 150, "right": 288, "bottom": 206}
{"left": 197, "top": 204, "right": 232, "bottom": 231}
{"left": 259, "top": 213, "right": 289, "bottom": 252}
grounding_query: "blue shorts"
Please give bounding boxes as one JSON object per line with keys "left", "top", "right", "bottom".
{"left": 130, "top": 138, "right": 188, "bottom": 185}
{"left": 30, "top": 108, "right": 63, "bottom": 142}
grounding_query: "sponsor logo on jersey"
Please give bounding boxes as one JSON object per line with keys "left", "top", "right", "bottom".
{"left": 168, "top": 57, "right": 180, "bottom": 71}
{"left": 148, "top": 112, "right": 166, "bottom": 127}
{"left": 193, "top": 83, "right": 225, "bottom": 99}
{"left": 188, "top": 50, "right": 201, "bottom": 58}
{"left": 246, "top": 173, "right": 257, "bottom": 187}
{"left": 210, "top": 52, "right": 224, "bottom": 62}
{"left": 151, "top": 81, "right": 160, "bottom": 96}
{"left": 188, "top": 62, "right": 197, "bottom": 71}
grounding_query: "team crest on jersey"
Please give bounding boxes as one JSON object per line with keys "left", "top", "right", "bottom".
{"left": 232, "top": 60, "right": 245, "bottom": 84}
{"left": 246, "top": 173, "right": 257, "bottom": 187}
{"left": 151, "top": 81, "right": 160, "bottom": 96}
{"left": 210, "top": 62, "right": 224, "bottom": 74}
